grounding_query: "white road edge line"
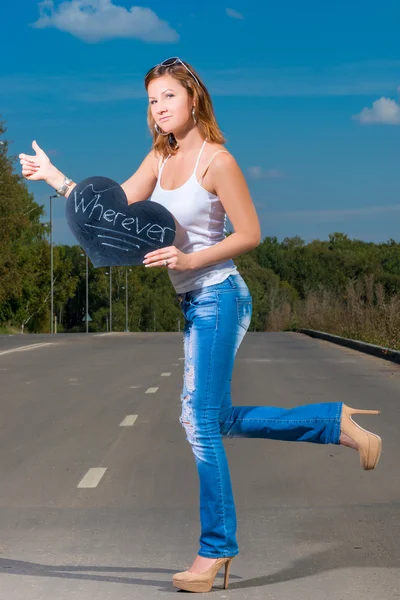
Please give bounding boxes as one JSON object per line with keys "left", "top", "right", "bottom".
{"left": 94, "top": 333, "right": 130, "bottom": 337}
{"left": 120, "top": 415, "right": 138, "bottom": 426}
{"left": 0, "top": 343, "right": 56, "bottom": 357}
{"left": 77, "top": 468, "right": 107, "bottom": 488}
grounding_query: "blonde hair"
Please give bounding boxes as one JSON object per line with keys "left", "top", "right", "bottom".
{"left": 144, "top": 59, "right": 226, "bottom": 160}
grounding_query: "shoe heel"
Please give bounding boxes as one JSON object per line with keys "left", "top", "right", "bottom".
{"left": 341, "top": 405, "right": 382, "bottom": 470}
{"left": 349, "top": 408, "right": 380, "bottom": 416}
{"left": 223, "top": 558, "right": 233, "bottom": 589}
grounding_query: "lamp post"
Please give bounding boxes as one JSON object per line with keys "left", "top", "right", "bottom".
{"left": 80, "top": 251, "right": 89, "bottom": 333}
{"left": 109, "top": 266, "right": 112, "bottom": 332}
{"left": 123, "top": 268, "right": 132, "bottom": 332}
{"left": 105, "top": 268, "right": 112, "bottom": 332}
{"left": 49, "top": 194, "right": 58, "bottom": 334}
{"left": 86, "top": 252, "right": 89, "bottom": 333}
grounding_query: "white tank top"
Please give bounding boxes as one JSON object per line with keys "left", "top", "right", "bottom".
{"left": 149, "top": 139, "right": 238, "bottom": 293}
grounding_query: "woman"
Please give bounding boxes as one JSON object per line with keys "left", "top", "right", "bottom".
{"left": 19, "top": 57, "right": 382, "bottom": 594}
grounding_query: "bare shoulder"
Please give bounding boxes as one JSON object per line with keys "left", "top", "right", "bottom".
{"left": 205, "top": 143, "right": 238, "bottom": 172}
{"left": 202, "top": 142, "right": 237, "bottom": 173}
{"left": 149, "top": 148, "right": 164, "bottom": 178}
{"left": 205, "top": 142, "right": 232, "bottom": 158}
{"left": 199, "top": 143, "right": 242, "bottom": 195}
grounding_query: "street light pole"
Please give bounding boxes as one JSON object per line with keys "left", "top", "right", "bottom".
{"left": 86, "top": 252, "right": 89, "bottom": 333}
{"left": 109, "top": 266, "right": 112, "bottom": 332}
{"left": 105, "top": 269, "right": 112, "bottom": 332}
{"left": 49, "top": 194, "right": 58, "bottom": 334}
{"left": 125, "top": 270, "right": 128, "bottom": 332}
{"left": 80, "top": 251, "right": 89, "bottom": 332}
{"left": 124, "top": 268, "right": 132, "bottom": 332}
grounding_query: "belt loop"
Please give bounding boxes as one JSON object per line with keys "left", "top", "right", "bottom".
{"left": 227, "top": 275, "right": 236, "bottom": 288}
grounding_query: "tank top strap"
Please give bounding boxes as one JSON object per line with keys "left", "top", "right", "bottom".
{"left": 158, "top": 153, "right": 171, "bottom": 178}
{"left": 193, "top": 139, "right": 207, "bottom": 175}
{"left": 199, "top": 150, "right": 229, "bottom": 184}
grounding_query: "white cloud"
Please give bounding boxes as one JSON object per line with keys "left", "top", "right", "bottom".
{"left": 31, "top": 0, "right": 179, "bottom": 43}
{"left": 248, "top": 167, "right": 285, "bottom": 180}
{"left": 226, "top": 8, "right": 244, "bottom": 19}
{"left": 353, "top": 96, "right": 400, "bottom": 125}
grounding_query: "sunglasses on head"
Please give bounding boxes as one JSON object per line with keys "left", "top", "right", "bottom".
{"left": 146, "top": 57, "right": 201, "bottom": 87}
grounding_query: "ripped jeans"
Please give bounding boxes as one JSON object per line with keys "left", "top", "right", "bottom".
{"left": 176, "top": 272, "right": 342, "bottom": 559}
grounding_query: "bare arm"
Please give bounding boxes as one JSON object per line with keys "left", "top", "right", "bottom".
{"left": 47, "top": 149, "right": 159, "bottom": 201}
{"left": 121, "top": 150, "right": 158, "bottom": 205}
{"left": 46, "top": 150, "right": 159, "bottom": 201}
{"left": 188, "top": 152, "right": 261, "bottom": 270}
{"left": 45, "top": 165, "right": 76, "bottom": 198}
{"left": 20, "top": 141, "right": 159, "bottom": 202}
{"left": 19, "top": 141, "right": 77, "bottom": 197}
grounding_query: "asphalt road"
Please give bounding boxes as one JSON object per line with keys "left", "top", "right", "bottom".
{"left": 0, "top": 331, "right": 399, "bottom": 599}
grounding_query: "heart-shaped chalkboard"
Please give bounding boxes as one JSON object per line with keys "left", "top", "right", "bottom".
{"left": 65, "top": 176, "right": 176, "bottom": 267}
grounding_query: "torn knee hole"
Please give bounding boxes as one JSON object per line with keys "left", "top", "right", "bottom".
{"left": 185, "top": 362, "right": 195, "bottom": 393}
{"left": 180, "top": 396, "right": 194, "bottom": 430}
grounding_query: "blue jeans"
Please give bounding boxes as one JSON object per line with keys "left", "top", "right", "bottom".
{"left": 176, "top": 272, "right": 342, "bottom": 559}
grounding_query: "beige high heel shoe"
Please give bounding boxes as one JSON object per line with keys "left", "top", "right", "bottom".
{"left": 341, "top": 404, "right": 382, "bottom": 470}
{"left": 172, "top": 556, "right": 235, "bottom": 593}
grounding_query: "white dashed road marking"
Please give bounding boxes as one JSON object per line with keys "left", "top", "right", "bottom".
{"left": 94, "top": 333, "right": 128, "bottom": 336}
{"left": 77, "top": 468, "right": 107, "bottom": 488}
{"left": 0, "top": 343, "right": 56, "bottom": 357}
{"left": 145, "top": 387, "right": 159, "bottom": 394}
{"left": 161, "top": 373, "right": 171, "bottom": 376}
{"left": 120, "top": 415, "right": 138, "bottom": 427}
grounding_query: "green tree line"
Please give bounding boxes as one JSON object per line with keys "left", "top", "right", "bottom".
{"left": 1, "top": 121, "right": 399, "bottom": 348}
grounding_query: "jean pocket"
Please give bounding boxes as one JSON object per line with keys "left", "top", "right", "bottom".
{"left": 236, "top": 297, "right": 252, "bottom": 331}
{"left": 188, "top": 290, "right": 218, "bottom": 308}
{"left": 187, "top": 291, "right": 218, "bottom": 329}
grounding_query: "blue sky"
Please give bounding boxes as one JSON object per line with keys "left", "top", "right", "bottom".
{"left": 1, "top": 0, "right": 400, "bottom": 246}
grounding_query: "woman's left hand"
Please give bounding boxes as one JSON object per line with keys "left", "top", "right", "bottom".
{"left": 143, "top": 246, "right": 192, "bottom": 271}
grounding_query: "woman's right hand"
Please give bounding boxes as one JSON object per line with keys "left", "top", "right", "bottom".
{"left": 19, "top": 140, "right": 52, "bottom": 182}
